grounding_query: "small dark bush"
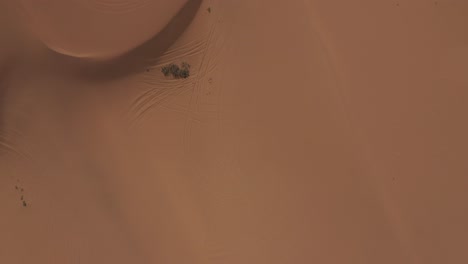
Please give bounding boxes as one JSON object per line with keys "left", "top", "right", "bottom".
{"left": 161, "top": 62, "right": 191, "bottom": 79}
{"left": 161, "top": 64, "right": 172, "bottom": 76}
{"left": 179, "top": 68, "right": 190, "bottom": 78}
{"left": 170, "top": 64, "right": 180, "bottom": 75}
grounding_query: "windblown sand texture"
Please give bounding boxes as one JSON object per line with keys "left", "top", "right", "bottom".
{"left": 1, "top": 1, "right": 468, "bottom": 263}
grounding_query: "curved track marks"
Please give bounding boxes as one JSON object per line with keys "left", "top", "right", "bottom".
{"left": 126, "top": 0, "right": 229, "bottom": 128}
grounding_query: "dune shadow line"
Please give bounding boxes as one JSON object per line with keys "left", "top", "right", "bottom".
{"left": 53, "top": 0, "right": 202, "bottom": 82}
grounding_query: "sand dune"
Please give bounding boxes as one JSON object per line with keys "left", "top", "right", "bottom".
{"left": 19, "top": 0, "right": 190, "bottom": 58}
{"left": 1, "top": 0, "right": 468, "bottom": 263}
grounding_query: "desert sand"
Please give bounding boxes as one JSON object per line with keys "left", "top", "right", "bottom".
{"left": 1, "top": 0, "right": 468, "bottom": 263}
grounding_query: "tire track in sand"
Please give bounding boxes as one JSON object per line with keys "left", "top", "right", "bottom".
{"left": 126, "top": 3, "right": 220, "bottom": 128}
{"left": 181, "top": 0, "right": 226, "bottom": 156}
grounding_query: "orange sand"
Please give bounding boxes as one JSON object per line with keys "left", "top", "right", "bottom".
{"left": 1, "top": 0, "right": 468, "bottom": 263}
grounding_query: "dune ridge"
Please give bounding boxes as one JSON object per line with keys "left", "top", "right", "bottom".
{"left": 1, "top": 0, "right": 467, "bottom": 263}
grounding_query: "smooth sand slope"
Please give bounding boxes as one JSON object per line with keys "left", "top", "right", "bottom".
{"left": 19, "top": 0, "right": 190, "bottom": 58}
{"left": 1, "top": 0, "right": 468, "bottom": 263}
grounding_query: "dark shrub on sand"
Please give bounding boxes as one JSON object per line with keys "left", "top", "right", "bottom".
{"left": 161, "top": 62, "right": 190, "bottom": 79}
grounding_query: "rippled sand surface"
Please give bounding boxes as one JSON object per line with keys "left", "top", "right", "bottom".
{"left": 1, "top": 1, "right": 468, "bottom": 263}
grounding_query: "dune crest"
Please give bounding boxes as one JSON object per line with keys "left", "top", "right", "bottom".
{"left": 18, "top": 0, "right": 189, "bottom": 58}
{"left": 1, "top": 0, "right": 468, "bottom": 263}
